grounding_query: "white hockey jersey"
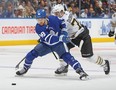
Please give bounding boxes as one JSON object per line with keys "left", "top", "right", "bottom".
{"left": 111, "top": 12, "right": 116, "bottom": 32}
{"left": 61, "top": 11, "right": 84, "bottom": 39}
{"left": 111, "top": 12, "right": 116, "bottom": 27}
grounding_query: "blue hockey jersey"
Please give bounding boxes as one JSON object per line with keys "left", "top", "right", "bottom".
{"left": 35, "top": 15, "right": 67, "bottom": 46}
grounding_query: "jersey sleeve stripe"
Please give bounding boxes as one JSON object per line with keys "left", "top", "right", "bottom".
{"left": 48, "top": 35, "right": 53, "bottom": 44}
{"left": 44, "top": 34, "right": 51, "bottom": 41}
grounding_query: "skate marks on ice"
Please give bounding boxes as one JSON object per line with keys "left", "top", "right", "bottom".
{"left": 0, "top": 65, "right": 115, "bottom": 81}
{"left": 15, "top": 73, "right": 81, "bottom": 81}
{"left": 14, "top": 69, "right": 116, "bottom": 81}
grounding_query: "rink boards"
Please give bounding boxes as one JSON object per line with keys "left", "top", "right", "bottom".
{"left": 0, "top": 18, "right": 114, "bottom": 46}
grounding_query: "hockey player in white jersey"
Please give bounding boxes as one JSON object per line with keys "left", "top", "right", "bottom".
{"left": 108, "top": 11, "right": 116, "bottom": 43}
{"left": 52, "top": 4, "right": 110, "bottom": 75}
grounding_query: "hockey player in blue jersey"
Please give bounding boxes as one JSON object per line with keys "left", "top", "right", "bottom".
{"left": 16, "top": 9, "right": 89, "bottom": 80}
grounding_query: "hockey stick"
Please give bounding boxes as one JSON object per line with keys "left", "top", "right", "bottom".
{"left": 52, "top": 51, "right": 58, "bottom": 59}
{"left": 15, "top": 56, "right": 26, "bottom": 69}
{"left": 15, "top": 52, "right": 58, "bottom": 70}
{"left": 50, "top": 48, "right": 58, "bottom": 60}
{"left": 15, "top": 47, "right": 58, "bottom": 70}
{"left": 69, "top": 39, "right": 84, "bottom": 50}
{"left": 38, "top": 36, "right": 59, "bottom": 60}
{"left": 50, "top": 39, "right": 83, "bottom": 60}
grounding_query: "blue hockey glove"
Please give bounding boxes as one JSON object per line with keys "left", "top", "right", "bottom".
{"left": 59, "top": 35, "right": 70, "bottom": 43}
{"left": 61, "top": 31, "right": 68, "bottom": 36}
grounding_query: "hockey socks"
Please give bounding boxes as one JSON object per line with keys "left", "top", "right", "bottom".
{"left": 61, "top": 53, "right": 89, "bottom": 80}
{"left": 61, "top": 53, "right": 81, "bottom": 70}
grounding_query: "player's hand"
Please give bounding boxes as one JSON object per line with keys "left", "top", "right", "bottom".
{"left": 108, "top": 30, "right": 114, "bottom": 37}
{"left": 61, "top": 31, "right": 68, "bottom": 36}
{"left": 59, "top": 35, "right": 70, "bottom": 43}
{"left": 37, "top": 39, "right": 40, "bottom": 43}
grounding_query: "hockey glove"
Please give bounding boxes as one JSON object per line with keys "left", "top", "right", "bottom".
{"left": 59, "top": 35, "right": 70, "bottom": 43}
{"left": 108, "top": 30, "right": 114, "bottom": 37}
{"left": 37, "top": 39, "right": 40, "bottom": 43}
{"left": 61, "top": 31, "right": 68, "bottom": 36}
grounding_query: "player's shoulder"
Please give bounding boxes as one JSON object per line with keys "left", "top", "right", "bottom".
{"left": 65, "top": 11, "right": 70, "bottom": 15}
{"left": 35, "top": 23, "right": 46, "bottom": 32}
{"left": 48, "top": 15, "right": 59, "bottom": 20}
{"left": 112, "top": 13, "right": 116, "bottom": 18}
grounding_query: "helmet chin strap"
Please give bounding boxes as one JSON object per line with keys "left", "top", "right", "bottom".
{"left": 45, "top": 18, "right": 49, "bottom": 25}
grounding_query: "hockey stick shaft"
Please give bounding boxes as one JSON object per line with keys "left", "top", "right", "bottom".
{"left": 38, "top": 36, "right": 58, "bottom": 60}
{"left": 69, "top": 40, "right": 83, "bottom": 50}
{"left": 52, "top": 51, "right": 58, "bottom": 59}
{"left": 15, "top": 56, "right": 26, "bottom": 69}
{"left": 50, "top": 48, "right": 58, "bottom": 60}
{"left": 51, "top": 40, "right": 83, "bottom": 60}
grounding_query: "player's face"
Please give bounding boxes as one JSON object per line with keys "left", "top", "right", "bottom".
{"left": 36, "top": 18, "right": 45, "bottom": 26}
{"left": 54, "top": 11, "right": 64, "bottom": 18}
{"left": 54, "top": 12, "right": 60, "bottom": 17}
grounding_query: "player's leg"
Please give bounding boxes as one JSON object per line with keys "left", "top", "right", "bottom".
{"left": 108, "top": 22, "right": 115, "bottom": 37}
{"left": 81, "top": 35, "right": 110, "bottom": 75}
{"left": 61, "top": 52, "right": 89, "bottom": 80}
{"left": 54, "top": 37, "right": 81, "bottom": 75}
{"left": 54, "top": 59, "right": 68, "bottom": 75}
{"left": 54, "top": 41, "right": 76, "bottom": 75}
{"left": 16, "top": 43, "right": 51, "bottom": 75}
{"left": 55, "top": 42, "right": 89, "bottom": 80}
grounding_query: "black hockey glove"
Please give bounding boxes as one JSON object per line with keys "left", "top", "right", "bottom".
{"left": 108, "top": 30, "right": 114, "bottom": 37}
{"left": 37, "top": 39, "right": 40, "bottom": 43}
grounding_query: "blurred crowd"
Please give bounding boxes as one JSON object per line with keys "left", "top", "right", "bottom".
{"left": 0, "top": 0, "right": 116, "bottom": 18}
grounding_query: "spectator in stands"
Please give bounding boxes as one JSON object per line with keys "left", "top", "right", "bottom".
{"left": 13, "top": 8, "right": 19, "bottom": 18}
{"left": 49, "top": 0, "right": 56, "bottom": 7}
{"left": 93, "top": 0, "right": 103, "bottom": 17}
{"left": 0, "top": 0, "right": 116, "bottom": 18}
{"left": 30, "top": 0, "right": 39, "bottom": 11}
{"left": 17, "top": 5, "right": 25, "bottom": 18}
{"left": 38, "top": 0, "right": 46, "bottom": 9}
{"left": 71, "top": 4, "right": 79, "bottom": 18}
{"left": 0, "top": 4, "right": 5, "bottom": 18}
{"left": 109, "top": 0, "right": 115, "bottom": 4}
{"left": 4, "top": 1, "right": 14, "bottom": 18}
{"left": 0, "top": 0, "right": 6, "bottom": 12}
{"left": 25, "top": 1, "right": 36, "bottom": 18}
{"left": 88, "top": 7, "right": 96, "bottom": 18}
{"left": 67, "top": 1, "right": 77, "bottom": 11}
{"left": 81, "top": 0, "right": 91, "bottom": 9}
{"left": 56, "top": 0, "right": 68, "bottom": 11}
{"left": 81, "top": 8, "right": 89, "bottom": 18}
{"left": 103, "top": 9, "right": 110, "bottom": 18}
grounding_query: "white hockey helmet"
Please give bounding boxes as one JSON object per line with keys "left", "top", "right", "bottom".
{"left": 52, "top": 4, "right": 64, "bottom": 13}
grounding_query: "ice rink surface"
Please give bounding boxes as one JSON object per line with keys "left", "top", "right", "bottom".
{"left": 0, "top": 42, "right": 116, "bottom": 90}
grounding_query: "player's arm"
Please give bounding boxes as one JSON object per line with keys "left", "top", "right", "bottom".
{"left": 35, "top": 24, "right": 68, "bottom": 45}
{"left": 108, "top": 13, "right": 116, "bottom": 37}
{"left": 111, "top": 13, "right": 116, "bottom": 31}
{"left": 59, "top": 18, "right": 68, "bottom": 36}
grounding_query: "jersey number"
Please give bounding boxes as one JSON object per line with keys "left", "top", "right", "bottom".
{"left": 39, "top": 32, "right": 46, "bottom": 38}
{"left": 71, "top": 18, "right": 82, "bottom": 29}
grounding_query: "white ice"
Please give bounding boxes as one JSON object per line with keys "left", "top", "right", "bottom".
{"left": 0, "top": 42, "right": 116, "bottom": 90}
